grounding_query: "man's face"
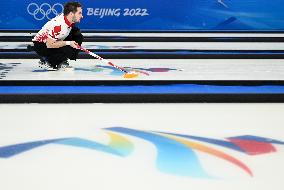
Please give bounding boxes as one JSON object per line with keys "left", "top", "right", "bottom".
{"left": 72, "top": 7, "right": 83, "bottom": 23}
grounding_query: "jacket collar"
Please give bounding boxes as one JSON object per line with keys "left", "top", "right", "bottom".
{"left": 64, "top": 16, "right": 75, "bottom": 28}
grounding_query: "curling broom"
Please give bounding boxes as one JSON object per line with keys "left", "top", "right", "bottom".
{"left": 76, "top": 44, "right": 139, "bottom": 78}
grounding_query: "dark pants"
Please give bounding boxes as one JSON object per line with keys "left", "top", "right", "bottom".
{"left": 33, "top": 27, "right": 83, "bottom": 68}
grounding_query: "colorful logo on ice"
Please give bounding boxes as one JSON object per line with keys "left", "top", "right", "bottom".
{"left": 0, "top": 127, "right": 283, "bottom": 178}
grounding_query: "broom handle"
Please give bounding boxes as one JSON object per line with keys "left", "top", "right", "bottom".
{"left": 76, "top": 44, "right": 128, "bottom": 73}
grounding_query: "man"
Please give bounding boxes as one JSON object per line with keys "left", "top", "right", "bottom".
{"left": 32, "top": 1, "right": 84, "bottom": 70}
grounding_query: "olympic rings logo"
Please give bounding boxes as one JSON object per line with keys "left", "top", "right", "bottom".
{"left": 27, "top": 3, "right": 64, "bottom": 21}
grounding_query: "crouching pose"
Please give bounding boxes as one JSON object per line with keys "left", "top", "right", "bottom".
{"left": 32, "top": 1, "right": 83, "bottom": 70}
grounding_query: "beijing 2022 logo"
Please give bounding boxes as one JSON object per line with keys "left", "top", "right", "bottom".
{"left": 27, "top": 3, "right": 63, "bottom": 21}
{"left": 1, "top": 127, "right": 284, "bottom": 178}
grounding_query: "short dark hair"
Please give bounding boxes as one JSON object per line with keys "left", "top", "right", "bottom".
{"left": 64, "top": 1, "right": 82, "bottom": 15}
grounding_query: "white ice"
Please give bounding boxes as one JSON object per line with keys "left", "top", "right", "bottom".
{"left": 0, "top": 103, "right": 283, "bottom": 190}
{"left": 2, "top": 41, "right": 284, "bottom": 50}
{"left": 1, "top": 59, "right": 284, "bottom": 80}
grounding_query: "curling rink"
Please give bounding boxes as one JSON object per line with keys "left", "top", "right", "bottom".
{"left": 1, "top": 59, "right": 284, "bottom": 80}
{"left": 2, "top": 0, "right": 284, "bottom": 189}
{"left": 0, "top": 103, "right": 284, "bottom": 190}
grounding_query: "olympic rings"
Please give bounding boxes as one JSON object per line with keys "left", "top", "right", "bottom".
{"left": 27, "top": 3, "right": 63, "bottom": 20}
